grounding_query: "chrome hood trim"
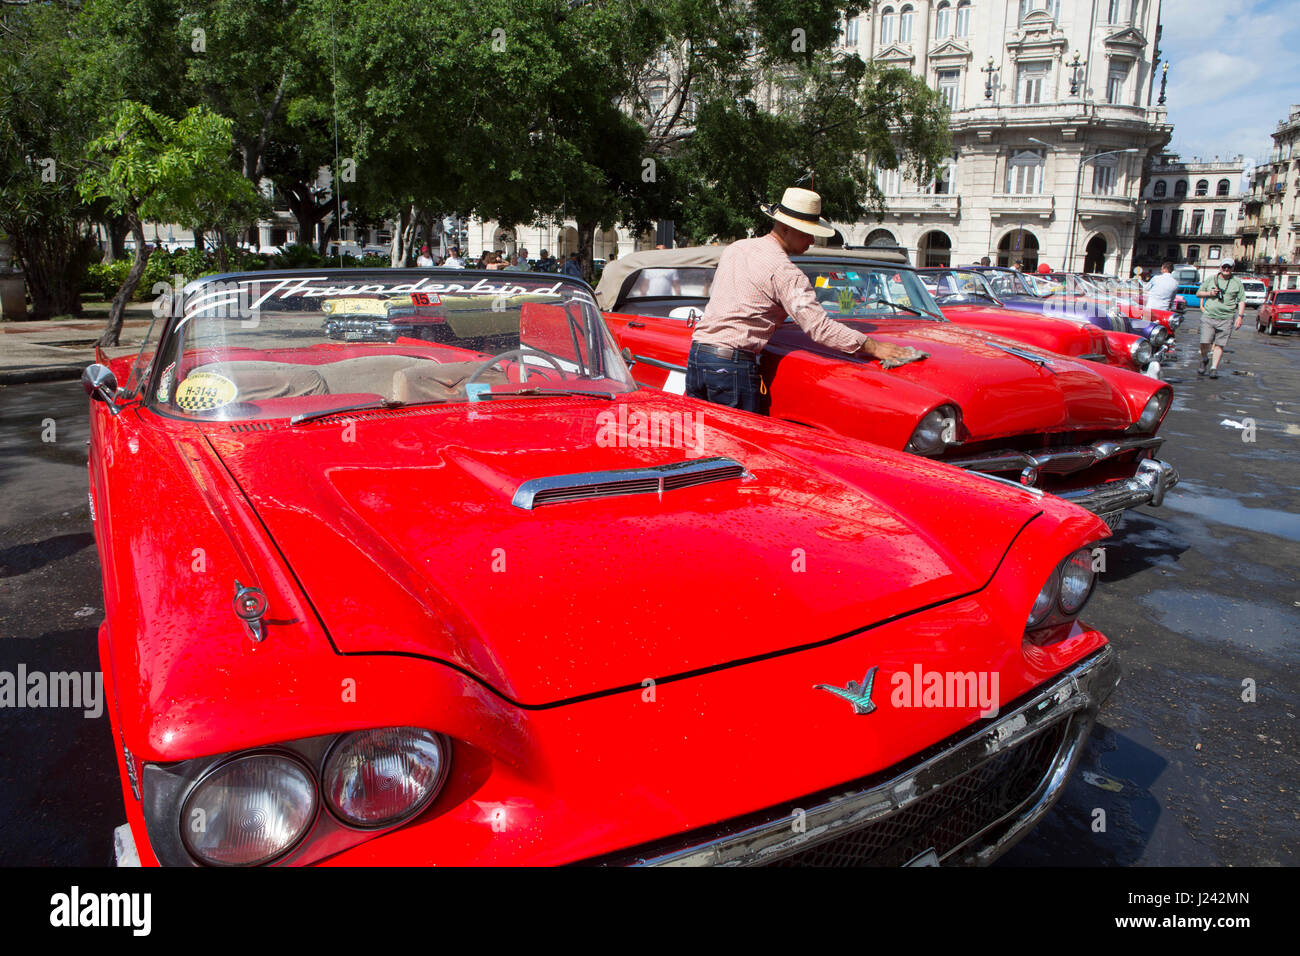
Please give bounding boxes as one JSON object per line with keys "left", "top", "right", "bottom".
{"left": 512, "top": 457, "right": 750, "bottom": 509}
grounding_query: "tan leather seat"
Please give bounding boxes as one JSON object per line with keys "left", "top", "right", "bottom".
{"left": 392, "top": 361, "right": 509, "bottom": 403}
{"left": 314, "top": 355, "right": 432, "bottom": 396}
{"left": 187, "top": 362, "right": 328, "bottom": 400}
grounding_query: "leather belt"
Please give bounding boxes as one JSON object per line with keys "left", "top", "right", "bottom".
{"left": 691, "top": 341, "right": 759, "bottom": 363}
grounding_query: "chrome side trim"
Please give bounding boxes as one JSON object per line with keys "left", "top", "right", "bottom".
{"left": 946, "top": 435, "right": 1164, "bottom": 477}
{"left": 610, "top": 646, "right": 1119, "bottom": 867}
{"left": 512, "top": 457, "right": 750, "bottom": 510}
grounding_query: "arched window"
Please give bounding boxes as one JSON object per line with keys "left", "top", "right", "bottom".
{"left": 955, "top": 2, "right": 971, "bottom": 36}
{"left": 936, "top": 1, "right": 951, "bottom": 38}
{"left": 1174, "top": 180, "right": 1188, "bottom": 198}
{"left": 880, "top": 7, "right": 895, "bottom": 45}
{"left": 1216, "top": 178, "right": 1231, "bottom": 196}
{"left": 1153, "top": 180, "right": 1167, "bottom": 197}
{"left": 1187, "top": 245, "right": 1200, "bottom": 263}
{"left": 1195, "top": 179, "right": 1208, "bottom": 197}
{"left": 899, "top": 5, "right": 914, "bottom": 43}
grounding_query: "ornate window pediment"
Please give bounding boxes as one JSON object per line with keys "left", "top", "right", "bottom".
{"left": 928, "top": 38, "right": 972, "bottom": 64}
{"left": 875, "top": 43, "right": 916, "bottom": 66}
{"left": 1007, "top": 11, "right": 1067, "bottom": 62}
{"left": 1103, "top": 26, "right": 1148, "bottom": 55}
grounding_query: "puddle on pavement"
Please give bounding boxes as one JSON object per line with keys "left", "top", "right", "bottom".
{"left": 1163, "top": 491, "right": 1300, "bottom": 543}
{"left": 1138, "top": 589, "right": 1300, "bottom": 659}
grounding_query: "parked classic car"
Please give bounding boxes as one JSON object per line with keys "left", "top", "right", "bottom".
{"left": 917, "top": 267, "right": 1157, "bottom": 375}
{"left": 1257, "top": 288, "right": 1300, "bottom": 335}
{"left": 598, "top": 247, "right": 1179, "bottom": 528}
{"left": 86, "top": 268, "right": 1119, "bottom": 867}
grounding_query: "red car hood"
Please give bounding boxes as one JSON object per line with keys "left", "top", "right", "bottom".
{"left": 204, "top": 393, "right": 1043, "bottom": 705}
{"left": 778, "top": 320, "right": 1135, "bottom": 438}
{"left": 938, "top": 303, "right": 1111, "bottom": 360}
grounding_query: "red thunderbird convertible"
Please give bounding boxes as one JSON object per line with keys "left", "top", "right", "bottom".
{"left": 86, "top": 268, "right": 1118, "bottom": 866}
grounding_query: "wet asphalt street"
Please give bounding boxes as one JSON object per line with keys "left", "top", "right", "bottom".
{"left": 0, "top": 310, "right": 1296, "bottom": 866}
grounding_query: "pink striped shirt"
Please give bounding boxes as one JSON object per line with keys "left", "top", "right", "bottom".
{"left": 692, "top": 234, "right": 868, "bottom": 355}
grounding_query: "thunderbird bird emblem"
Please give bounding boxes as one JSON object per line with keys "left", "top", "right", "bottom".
{"left": 814, "top": 666, "right": 879, "bottom": 715}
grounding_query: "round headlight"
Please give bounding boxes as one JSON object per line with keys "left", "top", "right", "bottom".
{"left": 181, "top": 753, "right": 317, "bottom": 866}
{"left": 1057, "top": 549, "right": 1096, "bottom": 615}
{"left": 1028, "top": 572, "right": 1058, "bottom": 628}
{"left": 324, "top": 727, "right": 447, "bottom": 829}
{"left": 904, "top": 405, "right": 958, "bottom": 455}
{"left": 1134, "top": 391, "right": 1168, "bottom": 431}
{"left": 1129, "top": 338, "right": 1152, "bottom": 366}
{"left": 1149, "top": 326, "right": 1169, "bottom": 348}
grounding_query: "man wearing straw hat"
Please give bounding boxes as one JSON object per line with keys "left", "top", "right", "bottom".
{"left": 686, "top": 186, "right": 925, "bottom": 414}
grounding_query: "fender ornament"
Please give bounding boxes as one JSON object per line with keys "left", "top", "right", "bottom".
{"left": 233, "top": 581, "right": 269, "bottom": 643}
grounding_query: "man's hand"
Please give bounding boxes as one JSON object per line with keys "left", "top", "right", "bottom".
{"left": 1235, "top": 314, "right": 1243, "bottom": 329}
{"left": 864, "top": 339, "right": 928, "bottom": 369}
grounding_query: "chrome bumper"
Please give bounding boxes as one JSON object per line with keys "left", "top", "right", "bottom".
{"left": 945, "top": 437, "right": 1177, "bottom": 515}
{"left": 1056, "top": 458, "right": 1179, "bottom": 515}
{"left": 613, "top": 646, "right": 1119, "bottom": 867}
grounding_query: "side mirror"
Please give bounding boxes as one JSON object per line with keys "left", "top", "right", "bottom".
{"left": 82, "top": 363, "right": 120, "bottom": 415}
{"left": 620, "top": 347, "right": 636, "bottom": 369}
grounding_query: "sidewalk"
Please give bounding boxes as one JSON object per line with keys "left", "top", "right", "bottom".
{"left": 0, "top": 303, "right": 155, "bottom": 385}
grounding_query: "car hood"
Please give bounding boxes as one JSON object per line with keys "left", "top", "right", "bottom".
{"left": 203, "top": 393, "right": 1041, "bottom": 705}
{"left": 777, "top": 320, "right": 1135, "bottom": 438}
{"left": 939, "top": 304, "right": 1109, "bottom": 358}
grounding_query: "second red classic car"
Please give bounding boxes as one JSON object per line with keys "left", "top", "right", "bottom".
{"left": 87, "top": 268, "right": 1118, "bottom": 867}
{"left": 598, "top": 247, "right": 1179, "bottom": 529}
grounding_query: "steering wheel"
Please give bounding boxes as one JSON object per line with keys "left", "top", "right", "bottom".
{"left": 464, "top": 347, "right": 570, "bottom": 390}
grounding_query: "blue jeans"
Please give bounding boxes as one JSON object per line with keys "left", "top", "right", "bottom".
{"left": 685, "top": 342, "right": 769, "bottom": 414}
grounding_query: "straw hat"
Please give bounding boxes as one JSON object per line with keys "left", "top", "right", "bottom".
{"left": 759, "top": 187, "right": 836, "bottom": 238}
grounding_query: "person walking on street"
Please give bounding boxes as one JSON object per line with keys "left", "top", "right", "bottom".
{"left": 1143, "top": 261, "right": 1179, "bottom": 312}
{"left": 685, "top": 186, "right": 925, "bottom": 415}
{"left": 1197, "top": 258, "right": 1245, "bottom": 379}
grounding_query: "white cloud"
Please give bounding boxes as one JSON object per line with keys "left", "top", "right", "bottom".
{"left": 1160, "top": 0, "right": 1300, "bottom": 162}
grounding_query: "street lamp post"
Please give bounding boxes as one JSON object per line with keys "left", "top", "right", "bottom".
{"left": 982, "top": 57, "right": 999, "bottom": 101}
{"left": 1032, "top": 138, "right": 1142, "bottom": 273}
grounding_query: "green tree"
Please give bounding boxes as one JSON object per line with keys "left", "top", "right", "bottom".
{"left": 79, "top": 102, "right": 259, "bottom": 345}
{"left": 0, "top": 1, "right": 100, "bottom": 318}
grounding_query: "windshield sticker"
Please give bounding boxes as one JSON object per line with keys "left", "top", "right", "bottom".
{"left": 155, "top": 362, "right": 175, "bottom": 403}
{"left": 175, "top": 372, "right": 237, "bottom": 412}
{"left": 815, "top": 276, "right": 829, "bottom": 288}
{"left": 846, "top": 271, "right": 859, "bottom": 280}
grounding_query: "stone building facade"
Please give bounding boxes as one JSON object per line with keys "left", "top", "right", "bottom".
{"left": 1238, "top": 104, "right": 1300, "bottom": 290}
{"left": 834, "top": 0, "right": 1171, "bottom": 274}
{"left": 1135, "top": 152, "right": 1244, "bottom": 278}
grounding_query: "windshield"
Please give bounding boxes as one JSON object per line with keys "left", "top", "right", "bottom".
{"left": 1276, "top": 291, "right": 1300, "bottom": 304}
{"left": 795, "top": 263, "right": 945, "bottom": 320}
{"left": 920, "top": 269, "right": 1001, "bottom": 304}
{"left": 979, "top": 269, "right": 1034, "bottom": 299}
{"left": 147, "top": 271, "right": 637, "bottom": 421}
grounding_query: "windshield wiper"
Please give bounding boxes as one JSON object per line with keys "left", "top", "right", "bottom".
{"left": 474, "top": 387, "right": 616, "bottom": 400}
{"left": 859, "top": 298, "right": 944, "bottom": 321}
{"left": 290, "top": 398, "right": 411, "bottom": 426}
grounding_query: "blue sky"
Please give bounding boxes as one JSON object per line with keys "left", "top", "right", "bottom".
{"left": 1160, "top": 0, "right": 1300, "bottom": 170}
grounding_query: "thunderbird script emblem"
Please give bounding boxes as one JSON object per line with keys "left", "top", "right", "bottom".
{"left": 814, "top": 666, "right": 879, "bottom": 715}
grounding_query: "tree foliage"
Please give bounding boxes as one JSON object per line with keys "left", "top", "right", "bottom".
{"left": 79, "top": 102, "right": 258, "bottom": 344}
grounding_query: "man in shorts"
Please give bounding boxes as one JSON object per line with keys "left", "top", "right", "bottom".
{"left": 1197, "top": 258, "right": 1245, "bottom": 379}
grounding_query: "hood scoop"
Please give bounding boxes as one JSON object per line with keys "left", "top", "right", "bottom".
{"left": 512, "top": 457, "right": 749, "bottom": 509}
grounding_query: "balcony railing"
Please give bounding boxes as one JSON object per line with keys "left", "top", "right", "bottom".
{"left": 881, "top": 194, "right": 961, "bottom": 219}
{"left": 988, "top": 195, "right": 1055, "bottom": 220}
